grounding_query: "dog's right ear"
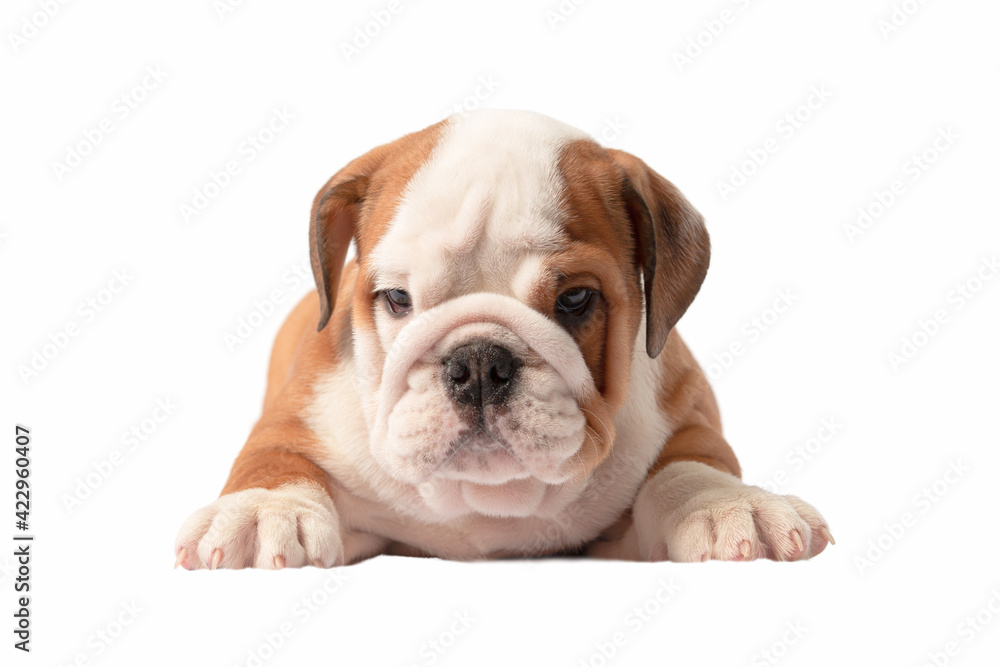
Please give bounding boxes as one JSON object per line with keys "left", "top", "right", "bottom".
{"left": 309, "top": 174, "right": 370, "bottom": 332}
{"left": 310, "top": 120, "right": 448, "bottom": 331}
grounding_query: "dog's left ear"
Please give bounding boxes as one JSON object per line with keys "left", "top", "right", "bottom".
{"left": 610, "top": 150, "right": 711, "bottom": 358}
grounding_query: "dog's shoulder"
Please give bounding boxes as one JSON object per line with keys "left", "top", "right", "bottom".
{"left": 262, "top": 259, "right": 358, "bottom": 411}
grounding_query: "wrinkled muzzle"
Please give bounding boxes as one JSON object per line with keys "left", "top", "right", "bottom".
{"left": 361, "top": 293, "right": 608, "bottom": 518}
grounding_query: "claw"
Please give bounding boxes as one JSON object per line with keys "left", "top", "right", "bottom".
{"left": 210, "top": 548, "right": 223, "bottom": 570}
{"left": 274, "top": 555, "right": 286, "bottom": 570}
{"left": 819, "top": 526, "right": 836, "bottom": 546}
{"left": 790, "top": 529, "right": 805, "bottom": 557}
{"left": 174, "top": 547, "right": 187, "bottom": 570}
{"left": 739, "top": 540, "right": 752, "bottom": 560}
{"left": 311, "top": 559, "right": 325, "bottom": 569}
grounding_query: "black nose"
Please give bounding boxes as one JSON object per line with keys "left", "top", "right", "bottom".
{"left": 444, "top": 343, "right": 518, "bottom": 410}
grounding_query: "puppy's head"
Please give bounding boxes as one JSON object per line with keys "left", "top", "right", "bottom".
{"left": 310, "top": 111, "right": 709, "bottom": 518}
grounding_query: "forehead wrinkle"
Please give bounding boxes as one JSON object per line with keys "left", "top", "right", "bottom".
{"left": 370, "top": 110, "right": 586, "bottom": 302}
{"left": 512, "top": 253, "right": 550, "bottom": 303}
{"left": 442, "top": 188, "right": 493, "bottom": 257}
{"left": 412, "top": 259, "right": 466, "bottom": 307}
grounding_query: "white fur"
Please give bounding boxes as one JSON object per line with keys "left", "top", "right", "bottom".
{"left": 178, "top": 110, "right": 835, "bottom": 565}
{"left": 303, "top": 317, "right": 678, "bottom": 559}
{"left": 299, "top": 111, "right": 688, "bottom": 553}
{"left": 174, "top": 482, "right": 343, "bottom": 569}
{"left": 369, "top": 110, "right": 588, "bottom": 304}
{"left": 633, "top": 460, "right": 831, "bottom": 561}
{"left": 347, "top": 111, "right": 600, "bottom": 519}
{"left": 369, "top": 294, "right": 596, "bottom": 517}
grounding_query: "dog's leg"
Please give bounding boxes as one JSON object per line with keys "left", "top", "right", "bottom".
{"left": 632, "top": 425, "right": 833, "bottom": 562}
{"left": 173, "top": 423, "right": 345, "bottom": 570}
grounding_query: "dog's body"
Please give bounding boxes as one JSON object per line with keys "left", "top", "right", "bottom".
{"left": 175, "top": 110, "right": 831, "bottom": 569}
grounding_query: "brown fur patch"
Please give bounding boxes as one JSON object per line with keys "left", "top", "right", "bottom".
{"left": 554, "top": 138, "right": 738, "bottom": 482}
{"left": 646, "top": 323, "right": 741, "bottom": 478}
{"left": 311, "top": 120, "right": 448, "bottom": 330}
{"left": 551, "top": 140, "right": 646, "bottom": 476}
{"left": 221, "top": 119, "right": 741, "bottom": 548}
{"left": 222, "top": 122, "right": 447, "bottom": 500}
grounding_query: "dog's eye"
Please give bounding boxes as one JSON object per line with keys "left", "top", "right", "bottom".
{"left": 385, "top": 289, "right": 413, "bottom": 315}
{"left": 555, "top": 287, "right": 596, "bottom": 319}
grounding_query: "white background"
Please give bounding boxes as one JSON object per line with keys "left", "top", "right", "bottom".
{"left": 2, "top": 0, "right": 999, "bottom": 665}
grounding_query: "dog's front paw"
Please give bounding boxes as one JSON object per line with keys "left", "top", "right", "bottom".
{"left": 174, "top": 483, "right": 343, "bottom": 570}
{"left": 634, "top": 461, "right": 833, "bottom": 562}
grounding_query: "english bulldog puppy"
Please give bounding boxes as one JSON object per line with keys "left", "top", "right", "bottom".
{"left": 175, "top": 110, "right": 833, "bottom": 569}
